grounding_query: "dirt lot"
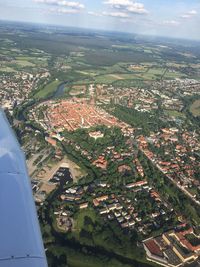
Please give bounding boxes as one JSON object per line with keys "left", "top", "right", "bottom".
{"left": 34, "top": 156, "right": 86, "bottom": 196}
{"left": 35, "top": 157, "right": 85, "bottom": 182}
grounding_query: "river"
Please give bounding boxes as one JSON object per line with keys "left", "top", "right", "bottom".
{"left": 18, "top": 81, "right": 67, "bottom": 122}
{"left": 52, "top": 82, "right": 66, "bottom": 99}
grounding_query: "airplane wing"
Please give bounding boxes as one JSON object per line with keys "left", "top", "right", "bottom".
{"left": 0, "top": 110, "right": 48, "bottom": 267}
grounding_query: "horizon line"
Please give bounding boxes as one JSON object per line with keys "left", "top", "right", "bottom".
{"left": 0, "top": 18, "right": 200, "bottom": 43}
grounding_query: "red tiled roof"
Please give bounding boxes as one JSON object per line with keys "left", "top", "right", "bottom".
{"left": 144, "top": 239, "right": 163, "bottom": 257}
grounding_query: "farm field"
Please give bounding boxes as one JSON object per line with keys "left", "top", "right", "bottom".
{"left": 165, "top": 110, "right": 186, "bottom": 118}
{"left": 15, "top": 60, "right": 35, "bottom": 67}
{"left": 190, "top": 99, "right": 200, "bottom": 117}
{"left": 72, "top": 66, "right": 187, "bottom": 85}
{"left": 34, "top": 80, "right": 61, "bottom": 99}
{"left": 0, "top": 66, "right": 16, "bottom": 72}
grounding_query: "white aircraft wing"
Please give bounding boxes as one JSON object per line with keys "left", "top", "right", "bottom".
{"left": 0, "top": 109, "right": 48, "bottom": 267}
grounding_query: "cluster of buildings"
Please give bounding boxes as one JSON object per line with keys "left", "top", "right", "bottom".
{"left": 32, "top": 163, "right": 72, "bottom": 203}
{"left": 144, "top": 227, "right": 200, "bottom": 267}
{"left": 49, "top": 166, "right": 73, "bottom": 185}
{"left": 46, "top": 99, "right": 124, "bottom": 132}
{"left": 30, "top": 92, "right": 200, "bottom": 212}
{"left": 95, "top": 181, "right": 175, "bottom": 235}
{"left": 85, "top": 78, "right": 200, "bottom": 115}
{"left": 151, "top": 79, "right": 200, "bottom": 113}
{"left": 60, "top": 186, "right": 84, "bottom": 202}
{"left": 54, "top": 178, "right": 177, "bottom": 238}
{"left": 64, "top": 137, "right": 135, "bottom": 172}
{"left": 153, "top": 79, "right": 200, "bottom": 98}
{"left": 30, "top": 98, "right": 131, "bottom": 133}
{"left": 18, "top": 74, "right": 200, "bottom": 266}
{"left": 90, "top": 83, "right": 159, "bottom": 113}
{"left": 0, "top": 71, "right": 50, "bottom": 114}
{"left": 54, "top": 208, "right": 73, "bottom": 232}
{"left": 137, "top": 127, "right": 200, "bottom": 205}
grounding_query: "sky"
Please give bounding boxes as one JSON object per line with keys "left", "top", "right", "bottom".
{"left": 1, "top": 0, "right": 200, "bottom": 40}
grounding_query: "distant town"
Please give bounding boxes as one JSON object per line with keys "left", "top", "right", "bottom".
{"left": 1, "top": 22, "right": 200, "bottom": 267}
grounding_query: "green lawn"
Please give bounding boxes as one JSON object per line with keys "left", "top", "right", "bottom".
{"left": 0, "top": 66, "right": 16, "bottom": 72}
{"left": 48, "top": 246, "right": 133, "bottom": 267}
{"left": 165, "top": 110, "right": 186, "bottom": 118}
{"left": 94, "top": 73, "right": 146, "bottom": 84}
{"left": 34, "top": 80, "right": 61, "bottom": 99}
{"left": 113, "top": 79, "right": 147, "bottom": 88}
{"left": 137, "top": 68, "right": 165, "bottom": 80}
{"left": 16, "top": 56, "right": 35, "bottom": 61}
{"left": 15, "top": 60, "right": 35, "bottom": 67}
{"left": 93, "top": 68, "right": 167, "bottom": 83}
{"left": 76, "top": 70, "right": 98, "bottom": 76}
{"left": 94, "top": 74, "right": 121, "bottom": 83}
{"left": 68, "top": 258, "right": 98, "bottom": 267}
{"left": 74, "top": 208, "right": 97, "bottom": 233}
{"left": 68, "top": 257, "right": 132, "bottom": 267}
{"left": 163, "top": 70, "right": 186, "bottom": 79}
{"left": 68, "top": 65, "right": 185, "bottom": 85}
{"left": 190, "top": 99, "right": 200, "bottom": 117}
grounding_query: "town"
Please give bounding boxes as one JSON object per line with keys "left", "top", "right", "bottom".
{"left": 1, "top": 23, "right": 200, "bottom": 267}
{"left": 28, "top": 83, "right": 200, "bottom": 266}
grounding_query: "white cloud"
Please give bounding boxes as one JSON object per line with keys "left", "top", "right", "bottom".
{"left": 88, "top": 11, "right": 102, "bottom": 17}
{"left": 88, "top": 10, "right": 128, "bottom": 18}
{"left": 163, "top": 20, "right": 180, "bottom": 26}
{"left": 57, "top": 7, "right": 79, "bottom": 13}
{"left": 102, "top": 11, "right": 129, "bottom": 18}
{"left": 188, "top": 10, "right": 197, "bottom": 15}
{"left": 34, "top": 0, "right": 84, "bottom": 9}
{"left": 103, "top": 0, "right": 148, "bottom": 15}
{"left": 181, "top": 10, "right": 197, "bottom": 19}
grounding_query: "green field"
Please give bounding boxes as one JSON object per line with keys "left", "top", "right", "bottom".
{"left": 94, "top": 74, "right": 122, "bottom": 83}
{"left": 76, "top": 70, "right": 98, "bottom": 76}
{"left": 47, "top": 245, "right": 134, "bottom": 267}
{"left": 34, "top": 80, "right": 61, "bottom": 99}
{"left": 15, "top": 60, "right": 35, "bottom": 67}
{"left": 0, "top": 66, "right": 16, "bottom": 72}
{"left": 190, "top": 99, "right": 200, "bottom": 117}
{"left": 15, "top": 56, "right": 48, "bottom": 67}
{"left": 74, "top": 208, "right": 97, "bottom": 234}
{"left": 68, "top": 256, "right": 132, "bottom": 267}
{"left": 16, "top": 56, "right": 35, "bottom": 61}
{"left": 163, "top": 70, "right": 186, "bottom": 79}
{"left": 77, "top": 66, "right": 186, "bottom": 85}
{"left": 165, "top": 110, "right": 186, "bottom": 118}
